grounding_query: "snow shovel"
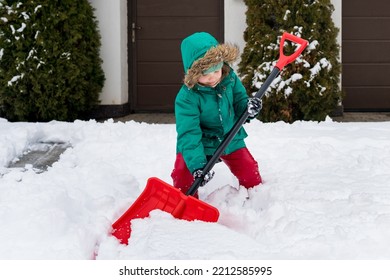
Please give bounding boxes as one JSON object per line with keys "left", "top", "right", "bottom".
{"left": 112, "top": 32, "right": 308, "bottom": 245}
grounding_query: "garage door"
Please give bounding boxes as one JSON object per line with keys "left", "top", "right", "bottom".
{"left": 129, "top": 0, "right": 224, "bottom": 112}
{"left": 342, "top": 0, "right": 390, "bottom": 111}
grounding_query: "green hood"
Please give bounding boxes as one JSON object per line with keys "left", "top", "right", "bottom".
{"left": 180, "top": 32, "right": 219, "bottom": 72}
{"left": 180, "top": 32, "right": 240, "bottom": 89}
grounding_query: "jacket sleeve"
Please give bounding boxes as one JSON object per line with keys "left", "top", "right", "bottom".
{"left": 175, "top": 89, "right": 207, "bottom": 173}
{"left": 231, "top": 71, "right": 249, "bottom": 117}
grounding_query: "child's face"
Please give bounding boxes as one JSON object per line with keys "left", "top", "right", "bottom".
{"left": 198, "top": 68, "right": 222, "bottom": 88}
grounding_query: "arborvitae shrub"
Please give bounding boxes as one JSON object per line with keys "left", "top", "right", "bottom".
{"left": 0, "top": 0, "right": 105, "bottom": 121}
{"left": 238, "top": 0, "right": 342, "bottom": 123}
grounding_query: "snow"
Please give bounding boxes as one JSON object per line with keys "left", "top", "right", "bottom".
{"left": 7, "top": 74, "right": 22, "bottom": 86}
{"left": 1, "top": 117, "right": 390, "bottom": 260}
{"left": 16, "top": 22, "right": 26, "bottom": 33}
{"left": 307, "top": 40, "right": 319, "bottom": 51}
{"left": 310, "top": 58, "right": 332, "bottom": 79}
{"left": 283, "top": 10, "right": 291, "bottom": 21}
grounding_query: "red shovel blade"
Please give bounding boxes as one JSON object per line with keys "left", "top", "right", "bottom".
{"left": 111, "top": 177, "right": 220, "bottom": 244}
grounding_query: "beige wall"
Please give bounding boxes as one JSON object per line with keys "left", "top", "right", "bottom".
{"left": 89, "top": 0, "right": 128, "bottom": 105}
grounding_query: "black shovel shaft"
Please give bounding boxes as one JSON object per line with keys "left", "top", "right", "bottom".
{"left": 186, "top": 67, "right": 280, "bottom": 196}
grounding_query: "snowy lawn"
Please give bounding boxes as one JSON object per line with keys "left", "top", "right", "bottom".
{"left": 1, "top": 117, "right": 390, "bottom": 260}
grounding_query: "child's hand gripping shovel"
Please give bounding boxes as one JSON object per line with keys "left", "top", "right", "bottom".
{"left": 111, "top": 32, "right": 308, "bottom": 245}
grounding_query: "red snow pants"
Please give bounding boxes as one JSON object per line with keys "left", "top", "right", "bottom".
{"left": 171, "top": 147, "right": 262, "bottom": 197}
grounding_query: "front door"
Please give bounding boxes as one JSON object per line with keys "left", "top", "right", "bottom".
{"left": 129, "top": 0, "right": 224, "bottom": 112}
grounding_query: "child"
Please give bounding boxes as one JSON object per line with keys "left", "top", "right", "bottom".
{"left": 171, "top": 32, "right": 262, "bottom": 197}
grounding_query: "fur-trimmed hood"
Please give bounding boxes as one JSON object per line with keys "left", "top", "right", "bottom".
{"left": 180, "top": 32, "right": 239, "bottom": 88}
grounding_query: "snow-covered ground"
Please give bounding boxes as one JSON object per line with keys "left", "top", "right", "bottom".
{"left": 1, "top": 117, "right": 390, "bottom": 260}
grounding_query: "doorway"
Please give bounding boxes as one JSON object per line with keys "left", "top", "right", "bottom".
{"left": 129, "top": 0, "right": 224, "bottom": 112}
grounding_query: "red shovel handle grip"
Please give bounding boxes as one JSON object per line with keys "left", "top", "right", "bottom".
{"left": 275, "top": 32, "right": 308, "bottom": 70}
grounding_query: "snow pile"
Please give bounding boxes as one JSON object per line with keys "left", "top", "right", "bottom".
{"left": 1, "top": 117, "right": 390, "bottom": 260}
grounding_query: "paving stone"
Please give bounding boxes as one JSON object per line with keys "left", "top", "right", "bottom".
{"left": 111, "top": 112, "right": 390, "bottom": 124}
{"left": 8, "top": 142, "right": 70, "bottom": 172}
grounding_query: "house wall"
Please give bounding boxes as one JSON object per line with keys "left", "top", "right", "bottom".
{"left": 90, "top": 0, "right": 341, "bottom": 108}
{"left": 89, "top": 0, "right": 128, "bottom": 106}
{"left": 224, "top": 0, "right": 247, "bottom": 57}
{"left": 332, "top": 0, "right": 341, "bottom": 45}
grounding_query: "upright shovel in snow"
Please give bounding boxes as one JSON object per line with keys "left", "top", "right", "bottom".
{"left": 112, "top": 32, "right": 308, "bottom": 244}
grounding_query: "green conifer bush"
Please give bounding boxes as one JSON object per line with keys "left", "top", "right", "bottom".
{"left": 0, "top": 0, "right": 105, "bottom": 121}
{"left": 238, "top": 0, "right": 342, "bottom": 122}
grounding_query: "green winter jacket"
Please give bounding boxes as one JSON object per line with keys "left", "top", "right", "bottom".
{"left": 175, "top": 32, "right": 249, "bottom": 173}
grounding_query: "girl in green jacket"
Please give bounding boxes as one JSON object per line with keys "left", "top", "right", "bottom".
{"left": 171, "top": 32, "right": 262, "bottom": 197}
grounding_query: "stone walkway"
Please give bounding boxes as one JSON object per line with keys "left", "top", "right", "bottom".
{"left": 113, "top": 112, "right": 390, "bottom": 124}
{"left": 113, "top": 113, "right": 175, "bottom": 124}
{"left": 331, "top": 112, "right": 390, "bottom": 122}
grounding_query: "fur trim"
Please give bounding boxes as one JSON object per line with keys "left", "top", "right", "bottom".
{"left": 184, "top": 43, "right": 239, "bottom": 88}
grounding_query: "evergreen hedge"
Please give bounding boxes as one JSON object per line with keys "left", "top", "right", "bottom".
{"left": 238, "top": 0, "right": 342, "bottom": 123}
{"left": 0, "top": 0, "right": 105, "bottom": 121}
